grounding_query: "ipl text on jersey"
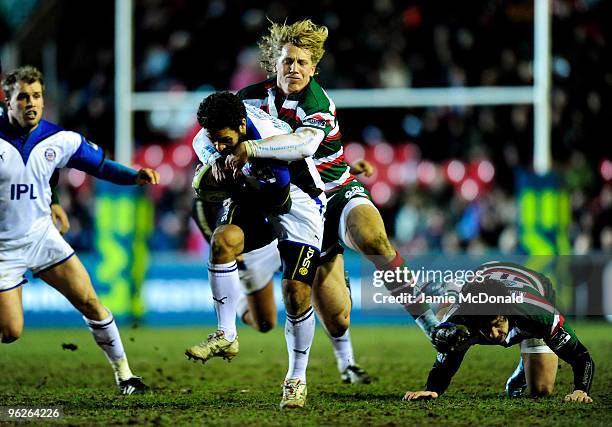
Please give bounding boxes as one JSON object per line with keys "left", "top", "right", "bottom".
{"left": 10, "top": 183, "right": 37, "bottom": 200}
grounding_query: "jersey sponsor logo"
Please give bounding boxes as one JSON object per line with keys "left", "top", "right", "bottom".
{"left": 299, "top": 246, "right": 315, "bottom": 276}
{"left": 44, "top": 148, "right": 56, "bottom": 161}
{"left": 344, "top": 185, "right": 366, "bottom": 199}
{"left": 303, "top": 117, "right": 327, "bottom": 129}
{"left": 219, "top": 199, "right": 232, "bottom": 223}
{"left": 10, "top": 183, "right": 37, "bottom": 200}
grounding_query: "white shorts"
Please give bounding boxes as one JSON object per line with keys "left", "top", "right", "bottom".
{"left": 278, "top": 185, "right": 326, "bottom": 250}
{"left": 0, "top": 221, "right": 75, "bottom": 292}
{"left": 520, "top": 338, "right": 553, "bottom": 354}
{"left": 338, "top": 196, "right": 377, "bottom": 251}
{"left": 239, "top": 239, "right": 281, "bottom": 294}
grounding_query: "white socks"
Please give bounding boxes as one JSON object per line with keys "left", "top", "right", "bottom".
{"left": 285, "top": 306, "right": 315, "bottom": 383}
{"left": 209, "top": 261, "right": 241, "bottom": 341}
{"left": 330, "top": 329, "right": 356, "bottom": 372}
{"left": 84, "top": 310, "right": 133, "bottom": 381}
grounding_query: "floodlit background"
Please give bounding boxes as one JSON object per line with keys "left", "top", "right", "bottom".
{"left": 0, "top": 0, "right": 610, "bottom": 324}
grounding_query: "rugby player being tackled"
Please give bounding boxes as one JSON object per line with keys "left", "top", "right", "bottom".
{"left": 186, "top": 92, "right": 327, "bottom": 409}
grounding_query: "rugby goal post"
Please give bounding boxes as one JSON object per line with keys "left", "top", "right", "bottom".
{"left": 115, "top": 0, "right": 551, "bottom": 175}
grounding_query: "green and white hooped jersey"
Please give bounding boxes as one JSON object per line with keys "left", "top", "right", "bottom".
{"left": 238, "top": 77, "right": 355, "bottom": 192}
{"left": 428, "top": 261, "right": 593, "bottom": 397}
{"left": 446, "top": 262, "right": 576, "bottom": 347}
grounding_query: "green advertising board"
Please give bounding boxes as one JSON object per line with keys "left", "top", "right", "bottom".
{"left": 94, "top": 181, "right": 153, "bottom": 320}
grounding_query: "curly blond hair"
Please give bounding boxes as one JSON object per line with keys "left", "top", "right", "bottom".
{"left": 258, "top": 19, "right": 328, "bottom": 73}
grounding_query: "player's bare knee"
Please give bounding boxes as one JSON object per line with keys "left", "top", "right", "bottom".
{"left": 211, "top": 225, "right": 244, "bottom": 262}
{"left": 530, "top": 382, "right": 554, "bottom": 397}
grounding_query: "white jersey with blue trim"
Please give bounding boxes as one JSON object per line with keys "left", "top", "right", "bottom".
{"left": 193, "top": 102, "right": 324, "bottom": 196}
{"left": 0, "top": 118, "right": 104, "bottom": 245}
{"left": 193, "top": 103, "right": 292, "bottom": 165}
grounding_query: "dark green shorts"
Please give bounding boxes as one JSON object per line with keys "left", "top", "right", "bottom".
{"left": 321, "top": 180, "right": 372, "bottom": 261}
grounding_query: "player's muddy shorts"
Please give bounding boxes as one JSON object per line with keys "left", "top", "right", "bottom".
{"left": 236, "top": 186, "right": 326, "bottom": 288}
{"left": 321, "top": 180, "right": 376, "bottom": 260}
{"left": 193, "top": 184, "right": 325, "bottom": 288}
{"left": 520, "top": 338, "right": 553, "bottom": 354}
{"left": 0, "top": 220, "right": 75, "bottom": 292}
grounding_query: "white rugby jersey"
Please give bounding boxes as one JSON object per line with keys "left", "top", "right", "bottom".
{"left": 193, "top": 103, "right": 292, "bottom": 165}
{"left": 0, "top": 118, "right": 104, "bottom": 245}
{"left": 193, "top": 102, "right": 324, "bottom": 196}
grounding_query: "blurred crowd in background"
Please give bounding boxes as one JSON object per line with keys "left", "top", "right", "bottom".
{"left": 0, "top": 0, "right": 610, "bottom": 255}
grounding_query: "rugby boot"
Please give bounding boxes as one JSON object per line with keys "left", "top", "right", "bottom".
{"left": 505, "top": 357, "right": 527, "bottom": 398}
{"left": 185, "top": 330, "right": 239, "bottom": 363}
{"left": 280, "top": 378, "right": 307, "bottom": 409}
{"left": 340, "top": 364, "right": 372, "bottom": 384}
{"left": 117, "top": 376, "right": 149, "bottom": 395}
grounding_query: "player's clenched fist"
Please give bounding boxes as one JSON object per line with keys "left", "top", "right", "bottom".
{"left": 564, "top": 390, "right": 593, "bottom": 403}
{"left": 136, "top": 168, "right": 160, "bottom": 185}
{"left": 403, "top": 391, "right": 439, "bottom": 401}
{"left": 225, "top": 141, "right": 251, "bottom": 176}
{"left": 349, "top": 159, "right": 374, "bottom": 177}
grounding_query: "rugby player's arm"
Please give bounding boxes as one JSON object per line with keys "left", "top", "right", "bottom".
{"left": 425, "top": 349, "right": 469, "bottom": 396}
{"left": 544, "top": 323, "right": 595, "bottom": 398}
{"left": 49, "top": 169, "right": 70, "bottom": 234}
{"left": 192, "top": 129, "right": 222, "bottom": 167}
{"left": 50, "top": 169, "right": 60, "bottom": 204}
{"left": 65, "top": 138, "right": 159, "bottom": 185}
{"left": 244, "top": 127, "right": 325, "bottom": 161}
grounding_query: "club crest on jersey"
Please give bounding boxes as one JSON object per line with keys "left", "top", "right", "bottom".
{"left": 44, "top": 148, "right": 56, "bottom": 161}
